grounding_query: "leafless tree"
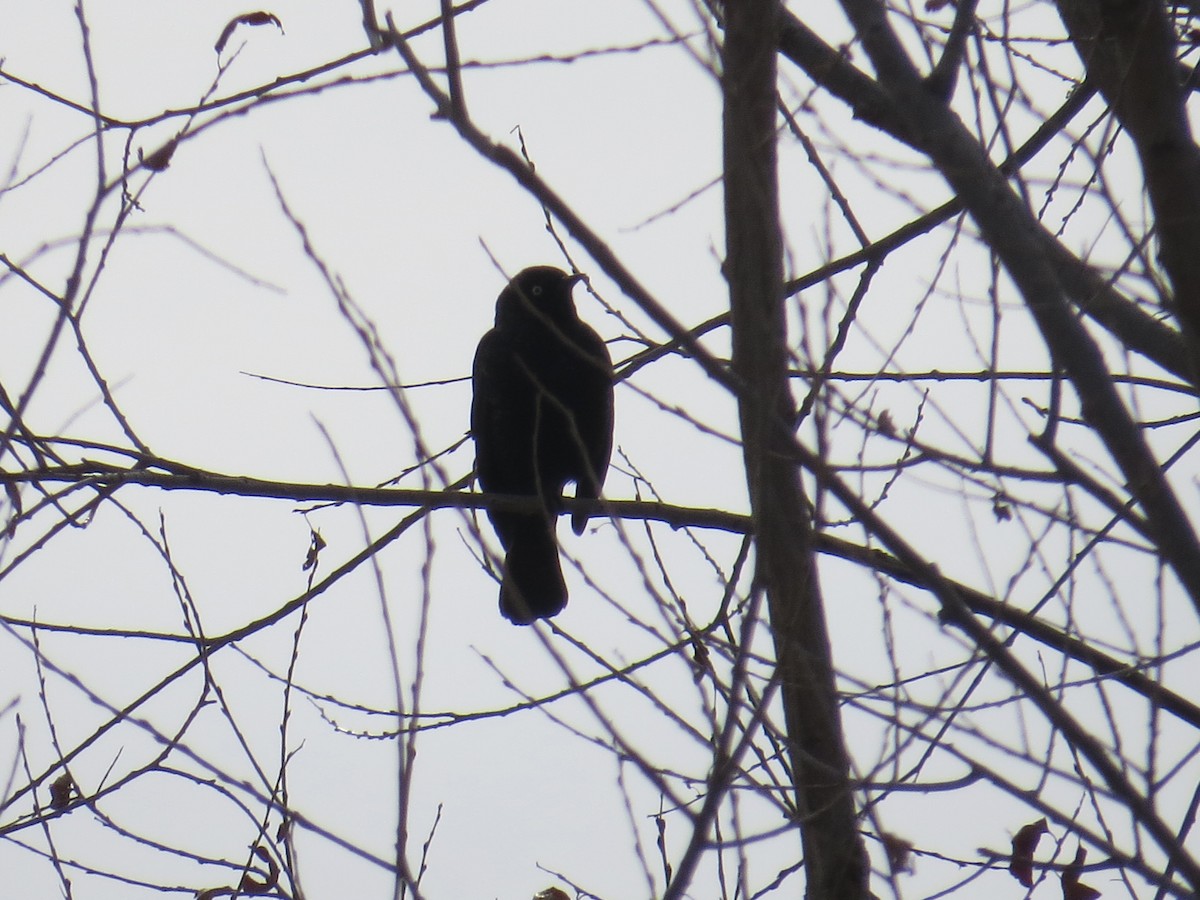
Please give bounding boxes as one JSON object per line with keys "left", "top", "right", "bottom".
{"left": 3, "top": 2, "right": 1200, "bottom": 898}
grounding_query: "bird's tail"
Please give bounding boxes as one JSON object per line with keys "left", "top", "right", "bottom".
{"left": 499, "top": 524, "right": 567, "bottom": 624}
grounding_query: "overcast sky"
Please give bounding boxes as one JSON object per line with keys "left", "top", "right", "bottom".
{"left": 3, "top": 2, "right": 1195, "bottom": 899}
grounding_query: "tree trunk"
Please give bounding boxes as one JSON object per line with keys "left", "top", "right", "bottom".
{"left": 722, "top": 3, "right": 870, "bottom": 897}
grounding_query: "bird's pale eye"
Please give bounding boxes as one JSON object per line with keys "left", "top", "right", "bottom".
{"left": 531, "top": 285, "right": 543, "bottom": 296}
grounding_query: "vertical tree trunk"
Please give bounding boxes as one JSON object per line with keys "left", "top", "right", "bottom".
{"left": 722, "top": 4, "right": 869, "bottom": 897}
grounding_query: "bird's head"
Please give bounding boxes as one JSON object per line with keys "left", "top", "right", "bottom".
{"left": 495, "top": 266, "right": 585, "bottom": 328}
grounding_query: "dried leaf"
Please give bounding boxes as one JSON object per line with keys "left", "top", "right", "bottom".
{"left": 1010, "top": 817, "right": 1047, "bottom": 886}
{"left": 49, "top": 773, "right": 76, "bottom": 810}
{"left": 992, "top": 492, "right": 1013, "bottom": 521}
{"left": 303, "top": 529, "right": 326, "bottom": 571}
{"left": 877, "top": 409, "right": 895, "bottom": 436}
{"left": 1062, "top": 845, "right": 1102, "bottom": 900}
{"left": 215, "top": 11, "right": 284, "bottom": 55}
{"left": 237, "top": 844, "right": 279, "bottom": 895}
{"left": 656, "top": 812, "right": 672, "bottom": 881}
{"left": 690, "top": 634, "right": 711, "bottom": 683}
{"left": 881, "top": 832, "right": 914, "bottom": 874}
{"left": 237, "top": 873, "right": 268, "bottom": 895}
{"left": 141, "top": 139, "right": 177, "bottom": 172}
{"left": 534, "top": 890, "right": 570, "bottom": 900}
{"left": 4, "top": 479, "right": 23, "bottom": 537}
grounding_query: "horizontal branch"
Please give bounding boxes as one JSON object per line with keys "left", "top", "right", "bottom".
{"left": 0, "top": 461, "right": 744, "bottom": 529}
{"left": 4, "top": 462, "right": 1194, "bottom": 730}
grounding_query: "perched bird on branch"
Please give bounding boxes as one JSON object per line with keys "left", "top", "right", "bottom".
{"left": 471, "top": 266, "right": 614, "bottom": 624}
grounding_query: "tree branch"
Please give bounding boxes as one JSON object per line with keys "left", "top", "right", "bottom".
{"left": 1056, "top": 0, "right": 1200, "bottom": 378}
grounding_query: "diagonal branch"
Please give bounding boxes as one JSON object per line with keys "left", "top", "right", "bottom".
{"left": 777, "top": 7, "right": 1194, "bottom": 384}
{"left": 1056, "top": 0, "right": 1200, "bottom": 377}
{"left": 834, "top": 0, "right": 1200, "bottom": 617}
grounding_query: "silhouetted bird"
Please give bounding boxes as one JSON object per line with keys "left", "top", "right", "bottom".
{"left": 471, "top": 266, "right": 614, "bottom": 624}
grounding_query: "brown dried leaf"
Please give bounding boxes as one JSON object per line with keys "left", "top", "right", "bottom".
{"left": 690, "top": 634, "right": 711, "bottom": 683}
{"left": 4, "top": 479, "right": 23, "bottom": 537}
{"left": 237, "top": 844, "right": 280, "bottom": 895}
{"left": 534, "top": 890, "right": 570, "bottom": 900}
{"left": 141, "top": 139, "right": 177, "bottom": 172}
{"left": 215, "top": 12, "right": 284, "bottom": 55}
{"left": 49, "top": 773, "right": 75, "bottom": 810}
{"left": 303, "top": 529, "right": 326, "bottom": 571}
{"left": 881, "top": 832, "right": 914, "bottom": 874}
{"left": 877, "top": 409, "right": 895, "bottom": 436}
{"left": 1010, "top": 817, "right": 1047, "bottom": 887}
{"left": 1062, "top": 845, "right": 1102, "bottom": 900}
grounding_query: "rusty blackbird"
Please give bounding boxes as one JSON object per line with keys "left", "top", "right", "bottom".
{"left": 471, "top": 266, "right": 614, "bottom": 623}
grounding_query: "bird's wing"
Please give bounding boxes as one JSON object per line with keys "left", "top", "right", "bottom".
{"left": 572, "top": 324, "right": 615, "bottom": 500}
{"left": 471, "top": 328, "right": 505, "bottom": 483}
